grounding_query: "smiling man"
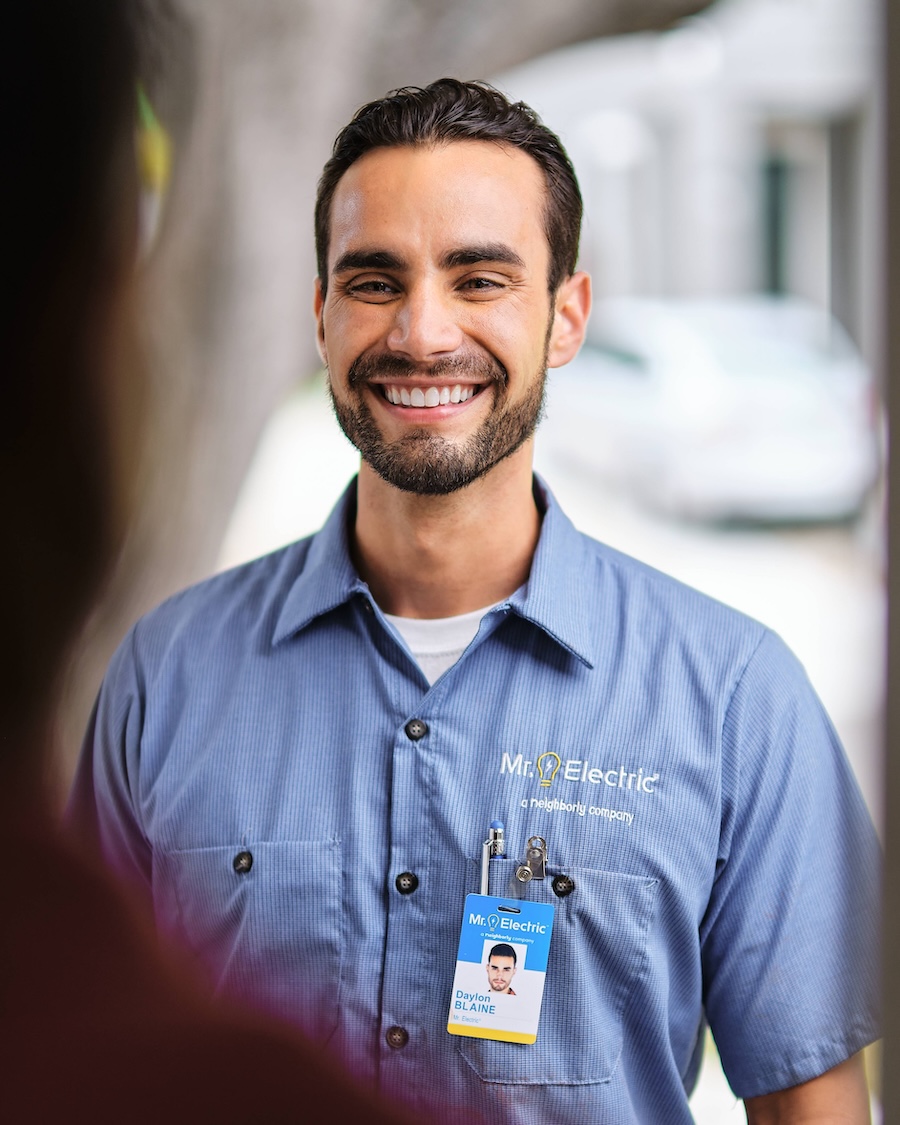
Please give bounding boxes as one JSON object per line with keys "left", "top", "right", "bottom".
{"left": 72, "top": 80, "right": 880, "bottom": 1124}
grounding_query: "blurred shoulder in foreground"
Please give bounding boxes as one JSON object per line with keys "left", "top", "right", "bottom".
{"left": 0, "top": 4, "right": 419, "bottom": 1122}
{"left": 2, "top": 812, "right": 413, "bottom": 1123}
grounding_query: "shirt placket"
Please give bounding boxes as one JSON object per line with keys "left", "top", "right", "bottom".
{"left": 373, "top": 611, "right": 513, "bottom": 1101}
{"left": 377, "top": 700, "right": 436, "bottom": 1096}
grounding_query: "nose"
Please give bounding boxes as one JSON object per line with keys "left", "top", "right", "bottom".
{"left": 386, "top": 282, "right": 464, "bottom": 360}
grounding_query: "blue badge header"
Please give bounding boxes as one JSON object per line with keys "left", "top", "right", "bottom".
{"left": 456, "top": 894, "right": 554, "bottom": 971}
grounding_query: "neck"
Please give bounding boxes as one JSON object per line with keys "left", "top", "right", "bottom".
{"left": 352, "top": 442, "right": 541, "bottom": 618}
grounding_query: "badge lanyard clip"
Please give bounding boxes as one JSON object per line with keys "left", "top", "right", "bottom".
{"left": 515, "top": 835, "right": 547, "bottom": 883}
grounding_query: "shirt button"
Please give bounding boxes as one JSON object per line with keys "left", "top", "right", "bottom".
{"left": 552, "top": 874, "right": 576, "bottom": 898}
{"left": 395, "top": 872, "right": 419, "bottom": 895}
{"left": 233, "top": 850, "right": 253, "bottom": 874}
{"left": 404, "top": 718, "right": 428, "bottom": 741}
{"left": 385, "top": 1026, "right": 409, "bottom": 1049}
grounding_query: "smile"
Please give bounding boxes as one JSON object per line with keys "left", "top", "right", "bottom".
{"left": 380, "top": 384, "right": 483, "bottom": 407}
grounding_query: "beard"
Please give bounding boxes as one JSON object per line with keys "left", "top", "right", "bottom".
{"left": 326, "top": 340, "right": 549, "bottom": 496}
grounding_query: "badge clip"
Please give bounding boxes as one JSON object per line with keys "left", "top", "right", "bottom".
{"left": 515, "top": 835, "right": 547, "bottom": 883}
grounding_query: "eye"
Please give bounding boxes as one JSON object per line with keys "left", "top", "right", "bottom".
{"left": 457, "top": 275, "right": 509, "bottom": 302}
{"left": 460, "top": 276, "right": 502, "bottom": 292}
{"left": 344, "top": 278, "right": 399, "bottom": 302}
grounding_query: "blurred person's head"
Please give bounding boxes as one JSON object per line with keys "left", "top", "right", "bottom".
{"left": 1, "top": 3, "right": 142, "bottom": 794}
{"left": 314, "top": 78, "right": 583, "bottom": 297}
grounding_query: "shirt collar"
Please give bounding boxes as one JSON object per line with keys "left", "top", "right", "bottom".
{"left": 273, "top": 474, "right": 597, "bottom": 669}
{"left": 508, "top": 475, "right": 596, "bottom": 669}
{"left": 272, "top": 478, "right": 367, "bottom": 645}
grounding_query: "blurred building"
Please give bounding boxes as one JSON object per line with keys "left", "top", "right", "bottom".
{"left": 496, "top": 0, "right": 878, "bottom": 362}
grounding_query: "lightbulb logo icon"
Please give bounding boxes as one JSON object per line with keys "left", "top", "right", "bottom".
{"left": 488, "top": 914, "right": 500, "bottom": 931}
{"left": 536, "top": 752, "right": 561, "bottom": 788}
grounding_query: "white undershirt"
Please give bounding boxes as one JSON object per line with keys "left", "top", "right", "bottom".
{"left": 383, "top": 604, "right": 499, "bottom": 684}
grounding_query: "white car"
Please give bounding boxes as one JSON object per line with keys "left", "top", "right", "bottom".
{"left": 544, "top": 296, "right": 880, "bottom": 522}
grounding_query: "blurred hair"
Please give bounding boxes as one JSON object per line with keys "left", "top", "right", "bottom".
{"left": 1, "top": 4, "right": 139, "bottom": 760}
{"left": 315, "top": 78, "right": 582, "bottom": 294}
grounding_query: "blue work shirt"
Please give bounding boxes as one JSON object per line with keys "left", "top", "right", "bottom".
{"left": 71, "top": 477, "right": 880, "bottom": 1124}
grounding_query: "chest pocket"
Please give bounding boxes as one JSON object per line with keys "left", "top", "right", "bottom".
{"left": 458, "top": 862, "right": 658, "bottom": 1086}
{"left": 153, "top": 839, "right": 343, "bottom": 1040}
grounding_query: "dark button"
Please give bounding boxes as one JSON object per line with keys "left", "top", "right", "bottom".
{"left": 385, "top": 1025, "right": 409, "bottom": 1049}
{"left": 233, "top": 850, "right": 253, "bottom": 874}
{"left": 552, "top": 874, "right": 576, "bottom": 898}
{"left": 404, "top": 718, "right": 428, "bottom": 741}
{"left": 395, "top": 871, "right": 419, "bottom": 895}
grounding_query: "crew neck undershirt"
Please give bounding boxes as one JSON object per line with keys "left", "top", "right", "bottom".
{"left": 383, "top": 604, "right": 500, "bottom": 684}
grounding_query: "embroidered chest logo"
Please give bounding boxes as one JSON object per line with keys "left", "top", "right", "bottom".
{"left": 500, "top": 751, "right": 660, "bottom": 825}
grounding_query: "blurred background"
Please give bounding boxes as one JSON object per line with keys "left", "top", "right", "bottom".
{"left": 62, "top": 0, "right": 885, "bottom": 1117}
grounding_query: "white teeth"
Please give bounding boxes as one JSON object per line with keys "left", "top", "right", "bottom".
{"left": 382, "top": 383, "right": 480, "bottom": 407}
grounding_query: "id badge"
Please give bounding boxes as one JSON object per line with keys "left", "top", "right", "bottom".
{"left": 447, "top": 894, "right": 555, "bottom": 1044}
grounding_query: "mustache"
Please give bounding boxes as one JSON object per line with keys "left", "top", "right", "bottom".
{"left": 347, "top": 350, "right": 508, "bottom": 388}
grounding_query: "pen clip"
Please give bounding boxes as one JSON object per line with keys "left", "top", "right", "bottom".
{"left": 479, "top": 820, "right": 505, "bottom": 896}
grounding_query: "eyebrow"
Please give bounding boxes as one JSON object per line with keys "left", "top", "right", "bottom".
{"left": 331, "top": 244, "right": 526, "bottom": 276}
{"left": 442, "top": 244, "right": 525, "bottom": 270}
{"left": 332, "top": 249, "right": 407, "bottom": 275}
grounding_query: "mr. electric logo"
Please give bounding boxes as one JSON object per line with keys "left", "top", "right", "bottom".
{"left": 501, "top": 751, "right": 660, "bottom": 794}
{"left": 471, "top": 911, "right": 548, "bottom": 936}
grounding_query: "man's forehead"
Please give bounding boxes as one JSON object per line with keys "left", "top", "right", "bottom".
{"left": 337, "top": 138, "right": 545, "bottom": 191}
{"left": 326, "top": 140, "right": 548, "bottom": 267}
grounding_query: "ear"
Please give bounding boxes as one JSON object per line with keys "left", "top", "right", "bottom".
{"left": 314, "top": 277, "right": 327, "bottom": 366}
{"left": 547, "top": 271, "right": 591, "bottom": 369}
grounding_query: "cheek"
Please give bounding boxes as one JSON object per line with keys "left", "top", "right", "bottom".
{"left": 325, "top": 303, "right": 387, "bottom": 357}
{"left": 471, "top": 304, "right": 550, "bottom": 368}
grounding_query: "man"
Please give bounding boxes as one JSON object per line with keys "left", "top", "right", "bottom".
{"left": 72, "top": 79, "right": 880, "bottom": 1123}
{"left": 487, "top": 946, "right": 518, "bottom": 996}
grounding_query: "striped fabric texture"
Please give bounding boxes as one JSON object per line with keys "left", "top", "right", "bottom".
{"left": 71, "top": 476, "right": 881, "bottom": 1125}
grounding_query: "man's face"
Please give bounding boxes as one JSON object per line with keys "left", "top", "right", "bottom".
{"left": 315, "top": 140, "right": 583, "bottom": 495}
{"left": 486, "top": 955, "right": 517, "bottom": 993}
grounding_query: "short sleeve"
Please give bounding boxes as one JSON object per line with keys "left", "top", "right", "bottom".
{"left": 700, "top": 630, "right": 880, "bottom": 1098}
{"left": 67, "top": 626, "right": 154, "bottom": 897}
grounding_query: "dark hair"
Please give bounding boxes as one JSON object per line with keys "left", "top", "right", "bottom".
{"left": 489, "top": 944, "right": 517, "bottom": 964}
{"left": 315, "top": 78, "right": 582, "bottom": 294}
